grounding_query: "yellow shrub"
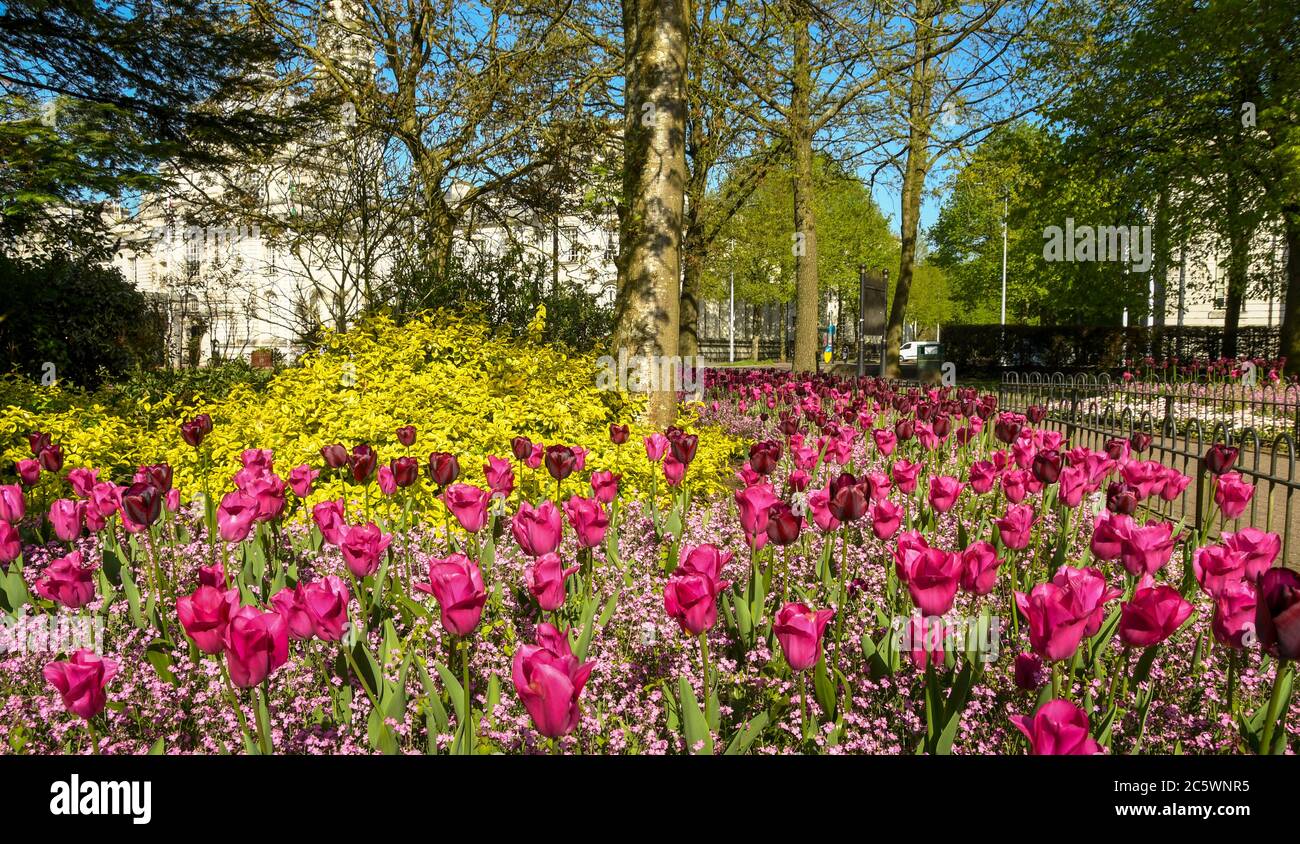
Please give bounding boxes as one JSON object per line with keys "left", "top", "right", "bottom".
{"left": 0, "top": 312, "right": 741, "bottom": 516}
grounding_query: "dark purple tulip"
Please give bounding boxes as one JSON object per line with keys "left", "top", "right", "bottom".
{"left": 396, "top": 426, "right": 417, "bottom": 447}
{"left": 894, "top": 419, "right": 915, "bottom": 442}
{"left": 140, "top": 463, "right": 173, "bottom": 492}
{"left": 428, "top": 452, "right": 460, "bottom": 488}
{"left": 544, "top": 445, "right": 577, "bottom": 481}
{"left": 511, "top": 437, "right": 533, "bottom": 462}
{"left": 828, "top": 473, "right": 869, "bottom": 522}
{"left": 1026, "top": 405, "right": 1047, "bottom": 424}
{"left": 1031, "top": 450, "right": 1062, "bottom": 485}
{"left": 609, "top": 424, "right": 629, "bottom": 445}
{"left": 37, "top": 444, "right": 63, "bottom": 473}
{"left": 349, "top": 444, "right": 377, "bottom": 483}
{"left": 1205, "top": 444, "right": 1239, "bottom": 476}
{"left": 1129, "top": 431, "right": 1152, "bottom": 454}
{"left": 27, "top": 431, "right": 51, "bottom": 455}
{"left": 1106, "top": 482, "right": 1138, "bottom": 516}
{"left": 321, "top": 444, "right": 349, "bottom": 470}
{"left": 121, "top": 482, "right": 161, "bottom": 527}
{"left": 766, "top": 502, "right": 801, "bottom": 546}
{"left": 1255, "top": 568, "right": 1300, "bottom": 660}
{"left": 749, "top": 440, "right": 782, "bottom": 476}
{"left": 391, "top": 456, "right": 419, "bottom": 488}
{"left": 669, "top": 433, "right": 699, "bottom": 465}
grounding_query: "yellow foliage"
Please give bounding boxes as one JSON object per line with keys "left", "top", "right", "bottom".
{"left": 0, "top": 313, "right": 741, "bottom": 515}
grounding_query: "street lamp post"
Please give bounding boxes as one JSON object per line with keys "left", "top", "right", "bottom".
{"left": 729, "top": 267, "right": 735, "bottom": 363}
{"left": 1000, "top": 191, "right": 1008, "bottom": 327}
{"left": 856, "top": 264, "right": 866, "bottom": 378}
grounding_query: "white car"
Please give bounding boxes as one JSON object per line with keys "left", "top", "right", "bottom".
{"left": 899, "top": 341, "right": 941, "bottom": 362}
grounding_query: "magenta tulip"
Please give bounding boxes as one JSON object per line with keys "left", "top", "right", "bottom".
{"left": 302, "top": 576, "right": 351, "bottom": 641}
{"left": 512, "top": 624, "right": 595, "bottom": 739}
{"left": 1118, "top": 580, "right": 1194, "bottom": 648}
{"left": 511, "top": 500, "right": 563, "bottom": 557}
{"left": 1010, "top": 699, "right": 1099, "bottom": 755}
{"left": 43, "top": 649, "right": 118, "bottom": 720}
{"left": 415, "top": 553, "right": 487, "bottom": 637}
{"left": 177, "top": 585, "right": 240, "bottom": 654}
{"left": 339, "top": 523, "right": 392, "bottom": 578}
{"left": 34, "top": 551, "right": 95, "bottom": 609}
{"left": 223, "top": 606, "right": 289, "bottom": 688}
{"left": 563, "top": 495, "right": 608, "bottom": 548}
{"left": 444, "top": 483, "right": 490, "bottom": 533}
{"left": 526, "top": 553, "right": 579, "bottom": 611}
{"left": 217, "top": 490, "right": 258, "bottom": 543}
{"left": 773, "top": 602, "right": 835, "bottom": 671}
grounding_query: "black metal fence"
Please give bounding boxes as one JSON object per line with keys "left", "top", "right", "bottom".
{"left": 944, "top": 325, "right": 1281, "bottom": 375}
{"left": 998, "top": 371, "right": 1299, "bottom": 566}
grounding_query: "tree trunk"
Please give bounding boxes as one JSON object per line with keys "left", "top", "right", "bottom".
{"left": 789, "top": 5, "right": 819, "bottom": 372}
{"left": 1280, "top": 208, "right": 1300, "bottom": 376}
{"left": 1221, "top": 178, "right": 1254, "bottom": 360}
{"left": 885, "top": 18, "right": 934, "bottom": 378}
{"left": 1151, "top": 189, "right": 1169, "bottom": 328}
{"left": 614, "top": 0, "right": 688, "bottom": 428}
{"left": 679, "top": 197, "right": 703, "bottom": 358}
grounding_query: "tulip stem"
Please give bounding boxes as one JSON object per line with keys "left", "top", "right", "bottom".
{"left": 699, "top": 633, "right": 712, "bottom": 724}
{"left": 1226, "top": 649, "right": 1238, "bottom": 717}
{"left": 84, "top": 719, "right": 98, "bottom": 755}
{"left": 219, "top": 658, "right": 254, "bottom": 753}
{"left": 800, "top": 674, "right": 810, "bottom": 746}
{"left": 461, "top": 639, "right": 474, "bottom": 755}
{"left": 1258, "top": 658, "right": 1290, "bottom": 755}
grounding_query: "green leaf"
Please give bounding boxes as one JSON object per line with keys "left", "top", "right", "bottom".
{"left": 148, "top": 737, "right": 165, "bottom": 755}
{"left": 813, "top": 655, "right": 836, "bottom": 718}
{"left": 678, "top": 676, "right": 713, "bottom": 755}
{"left": 723, "top": 712, "right": 770, "bottom": 755}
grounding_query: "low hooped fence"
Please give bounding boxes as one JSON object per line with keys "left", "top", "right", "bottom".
{"left": 997, "top": 371, "right": 1300, "bottom": 567}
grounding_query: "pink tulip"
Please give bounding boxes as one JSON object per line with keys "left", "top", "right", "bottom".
{"left": 644, "top": 433, "right": 668, "bottom": 462}
{"left": 807, "top": 486, "right": 841, "bottom": 533}
{"left": 995, "top": 504, "right": 1035, "bottom": 551}
{"left": 1214, "top": 472, "right": 1254, "bottom": 519}
{"left": 589, "top": 470, "right": 619, "bottom": 504}
{"left": 43, "top": 649, "right": 118, "bottom": 720}
{"left": 1058, "top": 465, "right": 1088, "bottom": 507}
{"left": 377, "top": 465, "right": 398, "bottom": 496}
{"left": 1118, "top": 579, "right": 1194, "bottom": 647}
{"left": 177, "top": 585, "right": 240, "bottom": 653}
{"left": 312, "top": 499, "right": 347, "bottom": 546}
{"left": 525, "top": 443, "right": 544, "bottom": 469}
{"left": 927, "top": 476, "right": 965, "bottom": 514}
{"left": 870, "top": 499, "right": 902, "bottom": 540}
{"left": 1052, "top": 565, "right": 1121, "bottom": 636}
{"left": 0, "top": 484, "right": 24, "bottom": 523}
{"left": 891, "top": 459, "right": 921, "bottom": 494}
{"left": 34, "top": 551, "right": 95, "bottom": 609}
{"left": 1222, "top": 527, "right": 1280, "bottom": 580}
{"left": 16, "top": 458, "right": 40, "bottom": 487}
{"left": 301, "top": 576, "right": 351, "bottom": 641}
{"left": 735, "top": 484, "right": 780, "bottom": 548}
{"left": 663, "top": 455, "right": 687, "bottom": 487}
{"left": 271, "top": 585, "right": 314, "bottom": 640}
{"left": 563, "top": 496, "right": 608, "bottom": 548}
{"left": 288, "top": 464, "right": 319, "bottom": 498}
{"left": 511, "top": 500, "right": 563, "bottom": 557}
{"left": 89, "top": 482, "right": 119, "bottom": 520}
{"left": 958, "top": 541, "right": 1001, "bottom": 596}
{"left": 512, "top": 623, "right": 594, "bottom": 739}
{"left": 526, "top": 553, "right": 580, "bottom": 611}
{"left": 1015, "top": 583, "right": 1089, "bottom": 662}
{"left": 223, "top": 606, "right": 289, "bottom": 688}
{"left": 67, "top": 468, "right": 98, "bottom": 499}
{"left": 1086, "top": 509, "right": 1126, "bottom": 557}
{"left": 48, "top": 498, "right": 84, "bottom": 542}
{"left": 905, "top": 614, "right": 945, "bottom": 670}
{"left": 1193, "top": 544, "right": 1246, "bottom": 598}
{"left": 485, "top": 456, "right": 515, "bottom": 498}
{"left": 968, "top": 460, "right": 997, "bottom": 495}
{"left": 217, "top": 490, "right": 258, "bottom": 543}
{"left": 243, "top": 472, "right": 286, "bottom": 522}
{"left": 1010, "top": 699, "right": 1099, "bottom": 755}
{"left": 1117, "top": 521, "right": 1175, "bottom": 577}
{"left": 444, "top": 483, "right": 490, "bottom": 533}
{"left": 903, "top": 547, "right": 961, "bottom": 616}
{"left": 415, "top": 553, "right": 487, "bottom": 637}
{"left": 663, "top": 571, "right": 729, "bottom": 636}
{"left": 1001, "top": 469, "right": 1028, "bottom": 503}
{"left": 0, "top": 518, "right": 20, "bottom": 566}
{"left": 1212, "top": 580, "right": 1257, "bottom": 649}
{"left": 677, "top": 544, "right": 732, "bottom": 585}
{"left": 1158, "top": 468, "right": 1191, "bottom": 502}
{"left": 773, "top": 602, "right": 835, "bottom": 671}
{"left": 873, "top": 428, "right": 897, "bottom": 456}
{"left": 339, "top": 523, "right": 392, "bottom": 578}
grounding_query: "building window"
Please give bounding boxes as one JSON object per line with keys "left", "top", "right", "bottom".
{"left": 565, "top": 227, "right": 581, "bottom": 263}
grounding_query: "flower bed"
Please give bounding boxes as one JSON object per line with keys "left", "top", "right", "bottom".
{"left": 0, "top": 352, "right": 1296, "bottom": 755}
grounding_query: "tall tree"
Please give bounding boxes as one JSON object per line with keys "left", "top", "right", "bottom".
{"left": 614, "top": 0, "right": 689, "bottom": 426}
